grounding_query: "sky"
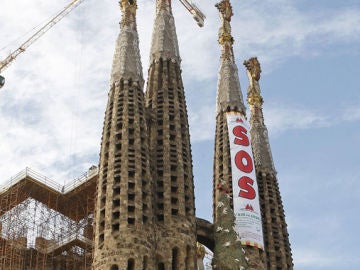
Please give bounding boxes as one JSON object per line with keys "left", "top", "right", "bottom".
{"left": 0, "top": 0, "right": 359, "bottom": 269}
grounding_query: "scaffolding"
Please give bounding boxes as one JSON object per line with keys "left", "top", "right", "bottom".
{"left": 0, "top": 167, "right": 97, "bottom": 270}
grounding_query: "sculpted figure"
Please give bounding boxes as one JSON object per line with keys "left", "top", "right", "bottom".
{"left": 244, "top": 57, "right": 263, "bottom": 106}
{"left": 215, "top": 0, "right": 233, "bottom": 22}
{"left": 244, "top": 57, "right": 261, "bottom": 82}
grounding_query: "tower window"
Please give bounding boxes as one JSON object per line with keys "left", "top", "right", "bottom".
{"left": 143, "top": 256, "right": 148, "bottom": 270}
{"left": 113, "top": 199, "right": 120, "bottom": 207}
{"left": 113, "top": 211, "right": 120, "bottom": 219}
{"left": 127, "top": 259, "right": 135, "bottom": 270}
{"left": 129, "top": 182, "right": 135, "bottom": 189}
{"left": 171, "top": 197, "right": 178, "bottom": 204}
{"left": 172, "top": 248, "right": 179, "bottom": 270}
{"left": 128, "top": 218, "right": 135, "bottom": 225}
{"left": 157, "top": 181, "right": 164, "bottom": 187}
{"left": 112, "top": 223, "right": 119, "bottom": 231}
{"left": 99, "top": 233, "right": 104, "bottom": 244}
{"left": 113, "top": 187, "right": 120, "bottom": 195}
{"left": 114, "top": 176, "right": 121, "bottom": 183}
{"left": 111, "top": 265, "right": 118, "bottom": 270}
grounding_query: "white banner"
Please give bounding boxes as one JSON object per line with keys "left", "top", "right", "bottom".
{"left": 226, "top": 112, "right": 264, "bottom": 250}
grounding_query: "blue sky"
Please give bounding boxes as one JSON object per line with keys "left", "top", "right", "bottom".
{"left": 0, "top": 0, "right": 359, "bottom": 269}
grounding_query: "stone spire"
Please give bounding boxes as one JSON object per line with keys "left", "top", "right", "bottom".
{"left": 110, "top": 0, "right": 143, "bottom": 86}
{"left": 92, "top": 1, "right": 155, "bottom": 268}
{"left": 212, "top": 1, "right": 265, "bottom": 269}
{"left": 145, "top": 0, "right": 197, "bottom": 268}
{"left": 215, "top": 0, "right": 245, "bottom": 115}
{"left": 149, "top": 0, "right": 180, "bottom": 64}
{"left": 244, "top": 57, "right": 274, "bottom": 170}
{"left": 244, "top": 57, "right": 294, "bottom": 269}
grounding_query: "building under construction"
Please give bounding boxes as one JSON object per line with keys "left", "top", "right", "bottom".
{"left": 0, "top": 167, "right": 213, "bottom": 270}
{"left": 0, "top": 0, "right": 293, "bottom": 269}
{"left": 0, "top": 167, "right": 97, "bottom": 269}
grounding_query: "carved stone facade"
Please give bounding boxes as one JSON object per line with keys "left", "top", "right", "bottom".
{"left": 93, "top": 1, "right": 155, "bottom": 269}
{"left": 92, "top": 0, "right": 292, "bottom": 269}
{"left": 93, "top": 0, "right": 197, "bottom": 269}
{"left": 145, "top": 0, "right": 197, "bottom": 267}
{"left": 244, "top": 57, "right": 293, "bottom": 269}
{"left": 212, "top": 1, "right": 266, "bottom": 269}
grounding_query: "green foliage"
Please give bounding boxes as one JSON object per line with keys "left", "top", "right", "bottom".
{"left": 212, "top": 193, "right": 247, "bottom": 270}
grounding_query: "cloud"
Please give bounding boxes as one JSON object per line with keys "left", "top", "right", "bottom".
{"left": 264, "top": 97, "right": 360, "bottom": 135}
{"left": 0, "top": 0, "right": 359, "bottom": 182}
{"left": 263, "top": 105, "right": 331, "bottom": 135}
{"left": 187, "top": 100, "right": 360, "bottom": 143}
{"left": 342, "top": 105, "right": 360, "bottom": 122}
{"left": 295, "top": 248, "right": 360, "bottom": 269}
{"left": 189, "top": 105, "right": 216, "bottom": 142}
{"left": 234, "top": 1, "right": 360, "bottom": 72}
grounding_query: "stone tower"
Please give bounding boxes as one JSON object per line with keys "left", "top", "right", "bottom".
{"left": 244, "top": 57, "right": 293, "bottom": 269}
{"left": 92, "top": 1, "right": 155, "bottom": 268}
{"left": 145, "top": 0, "right": 197, "bottom": 268}
{"left": 212, "top": 0, "right": 266, "bottom": 269}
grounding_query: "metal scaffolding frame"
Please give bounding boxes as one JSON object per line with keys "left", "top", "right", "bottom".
{"left": 0, "top": 167, "right": 97, "bottom": 269}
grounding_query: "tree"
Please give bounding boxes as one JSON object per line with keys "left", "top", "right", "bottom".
{"left": 212, "top": 181, "right": 247, "bottom": 270}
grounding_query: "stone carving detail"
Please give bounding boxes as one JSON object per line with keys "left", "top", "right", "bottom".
{"left": 244, "top": 57, "right": 261, "bottom": 82}
{"left": 215, "top": 0, "right": 245, "bottom": 115}
{"left": 244, "top": 57, "right": 275, "bottom": 170}
{"left": 216, "top": 0, "right": 233, "bottom": 22}
{"left": 150, "top": 0, "right": 180, "bottom": 63}
{"left": 244, "top": 57, "right": 294, "bottom": 269}
{"left": 244, "top": 57, "right": 263, "bottom": 107}
{"left": 120, "top": 0, "right": 137, "bottom": 27}
{"left": 216, "top": 0, "right": 234, "bottom": 60}
{"left": 110, "top": 0, "right": 143, "bottom": 86}
{"left": 216, "top": 59, "right": 245, "bottom": 114}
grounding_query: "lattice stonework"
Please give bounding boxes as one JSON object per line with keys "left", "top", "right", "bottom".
{"left": 212, "top": 1, "right": 266, "bottom": 269}
{"left": 144, "top": 0, "right": 197, "bottom": 268}
{"left": 92, "top": 0, "right": 155, "bottom": 269}
{"left": 244, "top": 57, "right": 293, "bottom": 269}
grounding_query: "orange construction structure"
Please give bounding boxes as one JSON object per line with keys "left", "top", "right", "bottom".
{"left": 0, "top": 167, "right": 97, "bottom": 269}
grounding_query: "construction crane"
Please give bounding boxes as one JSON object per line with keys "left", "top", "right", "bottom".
{"left": 179, "top": 0, "right": 206, "bottom": 27}
{"left": 0, "top": 0, "right": 85, "bottom": 89}
{"left": 0, "top": 0, "right": 205, "bottom": 89}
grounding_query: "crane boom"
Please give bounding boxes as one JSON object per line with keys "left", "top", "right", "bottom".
{"left": 178, "top": 0, "right": 206, "bottom": 27}
{"left": 0, "top": 0, "right": 203, "bottom": 89}
{"left": 0, "top": 0, "right": 85, "bottom": 75}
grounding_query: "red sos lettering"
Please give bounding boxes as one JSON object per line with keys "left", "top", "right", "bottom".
{"left": 238, "top": 177, "right": 255, "bottom": 199}
{"left": 233, "top": 125, "right": 256, "bottom": 200}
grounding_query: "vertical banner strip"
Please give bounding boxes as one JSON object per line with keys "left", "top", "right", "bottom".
{"left": 226, "top": 112, "right": 264, "bottom": 250}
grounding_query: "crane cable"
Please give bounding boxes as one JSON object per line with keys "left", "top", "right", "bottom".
{"left": 67, "top": 1, "right": 85, "bottom": 182}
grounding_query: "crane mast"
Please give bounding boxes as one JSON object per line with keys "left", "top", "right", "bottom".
{"left": 0, "top": 0, "right": 85, "bottom": 88}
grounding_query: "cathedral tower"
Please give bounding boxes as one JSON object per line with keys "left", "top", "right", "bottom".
{"left": 212, "top": 1, "right": 265, "bottom": 269}
{"left": 93, "top": 1, "right": 155, "bottom": 268}
{"left": 145, "top": 0, "right": 197, "bottom": 268}
{"left": 244, "top": 57, "right": 293, "bottom": 269}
